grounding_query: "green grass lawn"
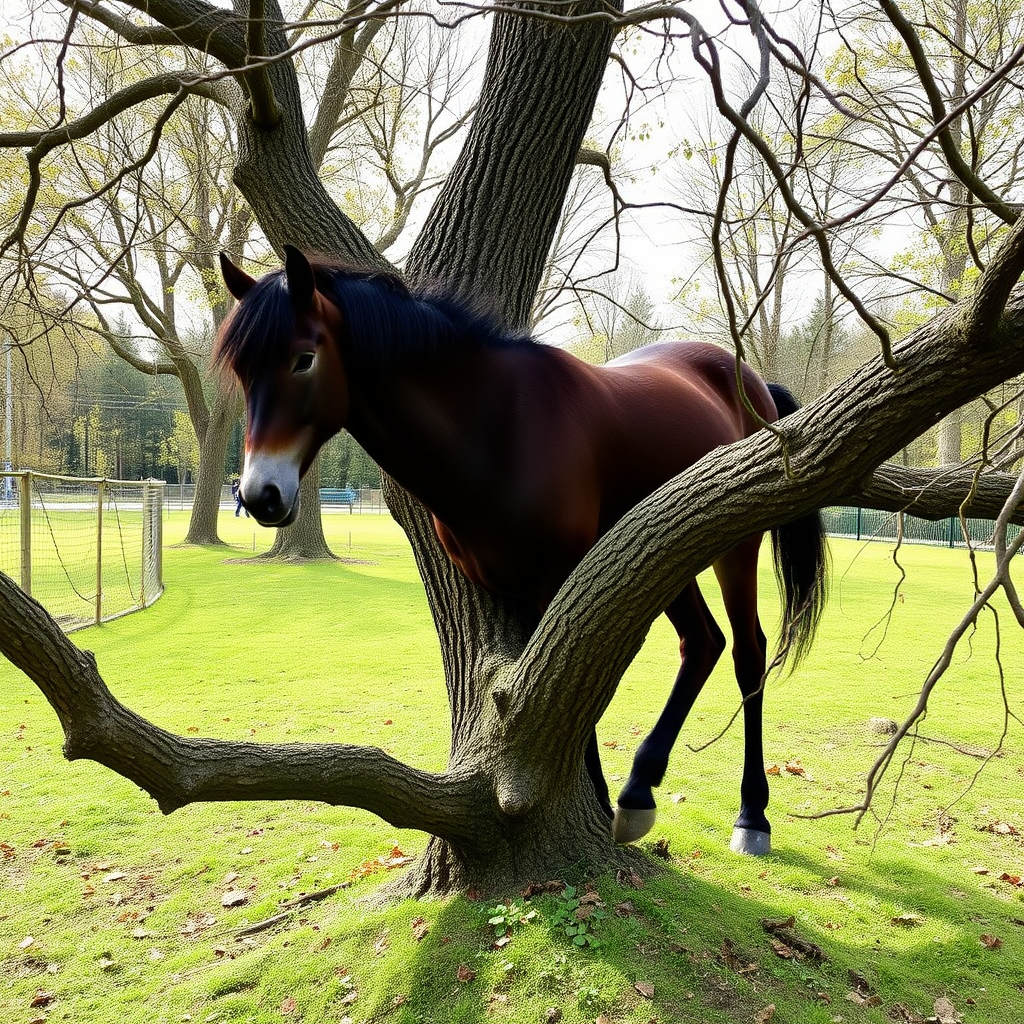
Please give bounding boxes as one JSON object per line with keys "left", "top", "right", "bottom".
{"left": 1, "top": 511, "right": 1023, "bottom": 1023}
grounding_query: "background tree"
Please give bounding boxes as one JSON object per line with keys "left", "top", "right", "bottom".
{"left": 1, "top": 1, "right": 1024, "bottom": 898}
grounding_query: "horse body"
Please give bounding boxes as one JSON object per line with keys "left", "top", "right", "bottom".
{"left": 216, "top": 247, "right": 827, "bottom": 851}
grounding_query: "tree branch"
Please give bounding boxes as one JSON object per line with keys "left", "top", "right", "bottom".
{"left": 241, "top": 0, "right": 283, "bottom": 128}
{"left": 880, "top": 0, "right": 1021, "bottom": 225}
{"left": 847, "top": 463, "right": 1024, "bottom": 526}
{"left": 0, "top": 570, "right": 485, "bottom": 844}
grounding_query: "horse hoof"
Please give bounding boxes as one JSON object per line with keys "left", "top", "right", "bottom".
{"left": 612, "top": 805, "right": 657, "bottom": 844}
{"left": 730, "top": 826, "right": 771, "bottom": 856}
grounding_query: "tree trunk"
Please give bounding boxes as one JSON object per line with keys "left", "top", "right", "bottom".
{"left": 257, "top": 457, "right": 334, "bottom": 560}
{"left": 183, "top": 385, "right": 238, "bottom": 545}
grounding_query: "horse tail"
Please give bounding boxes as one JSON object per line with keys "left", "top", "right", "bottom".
{"left": 766, "top": 383, "right": 828, "bottom": 670}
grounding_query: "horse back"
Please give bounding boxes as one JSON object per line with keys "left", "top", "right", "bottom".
{"left": 592, "top": 342, "right": 777, "bottom": 529}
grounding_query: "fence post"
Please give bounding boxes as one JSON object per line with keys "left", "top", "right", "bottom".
{"left": 96, "top": 479, "right": 105, "bottom": 625}
{"left": 19, "top": 472, "right": 31, "bottom": 596}
{"left": 140, "top": 480, "right": 150, "bottom": 607}
{"left": 948, "top": 516, "right": 956, "bottom": 549}
{"left": 856, "top": 506, "right": 862, "bottom": 541}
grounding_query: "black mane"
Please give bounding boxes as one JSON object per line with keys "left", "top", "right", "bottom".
{"left": 214, "top": 260, "right": 534, "bottom": 382}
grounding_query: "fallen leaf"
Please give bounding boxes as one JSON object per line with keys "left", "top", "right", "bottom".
{"left": 846, "top": 990, "right": 882, "bottom": 1007}
{"left": 784, "top": 761, "right": 806, "bottom": 776}
{"left": 29, "top": 990, "right": 55, "bottom": 1008}
{"left": 998, "top": 872, "right": 1022, "bottom": 886}
{"left": 979, "top": 933, "right": 1002, "bottom": 949}
{"left": 602, "top": 740, "right": 618, "bottom": 748}
{"left": 103, "top": 871, "right": 126, "bottom": 883}
{"left": 411, "top": 917, "right": 429, "bottom": 941}
{"left": 891, "top": 912, "right": 924, "bottom": 928}
{"left": 614, "top": 900, "right": 635, "bottom": 917}
{"left": 890, "top": 1002, "right": 926, "bottom": 1024}
{"left": 634, "top": 980, "right": 654, "bottom": 999}
{"left": 933, "top": 995, "right": 961, "bottom": 1023}
{"left": 771, "top": 939, "right": 795, "bottom": 959}
{"left": 616, "top": 868, "right": 644, "bottom": 889}
{"left": 456, "top": 964, "right": 475, "bottom": 983}
{"left": 971, "top": 866, "right": 990, "bottom": 875}
{"left": 19, "top": 935, "right": 34, "bottom": 949}
{"left": 373, "top": 933, "right": 389, "bottom": 955}
{"left": 754, "top": 1004, "right": 775, "bottom": 1024}
{"left": 222, "top": 889, "right": 249, "bottom": 907}
{"left": 981, "top": 820, "right": 1019, "bottom": 835}
{"left": 545, "top": 1009, "right": 562, "bottom": 1023}
{"left": 766, "top": 763, "right": 781, "bottom": 776}
{"left": 280, "top": 995, "right": 297, "bottom": 1015}
{"left": 652, "top": 838, "right": 671, "bottom": 860}
{"left": 670, "top": 792, "right": 686, "bottom": 803}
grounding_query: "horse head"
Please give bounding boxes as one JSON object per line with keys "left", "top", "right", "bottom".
{"left": 217, "top": 246, "right": 349, "bottom": 526}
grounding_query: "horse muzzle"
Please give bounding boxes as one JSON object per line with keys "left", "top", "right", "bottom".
{"left": 242, "top": 482, "right": 299, "bottom": 527}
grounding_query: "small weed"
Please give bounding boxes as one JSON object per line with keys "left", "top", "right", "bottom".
{"left": 482, "top": 900, "right": 537, "bottom": 939}
{"left": 546, "top": 885, "right": 609, "bottom": 948}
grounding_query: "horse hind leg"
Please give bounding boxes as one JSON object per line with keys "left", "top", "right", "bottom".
{"left": 714, "top": 537, "right": 772, "bottom": 855}
{"left": 613, "top": 582, "right": 725, "bottom": 844}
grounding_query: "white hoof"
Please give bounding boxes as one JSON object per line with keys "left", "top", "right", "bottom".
{"left": 612, "top": 805, "right": 657, "bottom": 844}
{"left": 730, "top": 826, "right": 771, "bottom": 855}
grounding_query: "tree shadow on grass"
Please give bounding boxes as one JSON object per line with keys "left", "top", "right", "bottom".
{"left": 348, "top": 844, "right": 1024, "bottom": 1024}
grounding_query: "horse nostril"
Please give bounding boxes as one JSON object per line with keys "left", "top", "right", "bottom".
{"left": 259, "top": 483, "right": 282, "bottom": 516}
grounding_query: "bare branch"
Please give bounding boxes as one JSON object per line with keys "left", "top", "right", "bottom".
{"left": 880, "top": 0, "right": 1020, "bottom": 225}
{"left": 0, "top": 569, "right": 484, "bottom": 843}
{"left": 241, "top": 0, "right": 283, "bottom": 128}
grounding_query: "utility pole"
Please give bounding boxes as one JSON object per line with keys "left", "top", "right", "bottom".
{"left": 2, "top": 331, "right": 11, "bottom": 503}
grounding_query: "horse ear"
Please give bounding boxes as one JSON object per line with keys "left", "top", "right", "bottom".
{"left": 220, "top": 251, "right": 256, "bottom": 300}
{"left": 283, "top": 245, "right": 315, "bottom": 309}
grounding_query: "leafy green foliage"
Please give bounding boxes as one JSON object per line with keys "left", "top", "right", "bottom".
{"left": 543, "top": 885, "right": 609, "bottom": 948}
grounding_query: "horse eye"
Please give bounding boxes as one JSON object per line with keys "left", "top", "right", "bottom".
{"left": 293, "top": 352, "right": 315, "bottom": 373}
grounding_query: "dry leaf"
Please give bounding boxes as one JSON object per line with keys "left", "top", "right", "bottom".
{"left": 933, "top": 995, "right": 961, "bottom": 1023}
{"left": 979, "top": 933, "right": 1002, "bottom": 949}
{"left": 670, "top": 792, "right": 686, "bottom": 803}
{"left": 222, "top": 889, "right": 249, "bottom": 907}
{"left": 602, "top": 740, "right": 618, "bottom": 748}
{"left": 280, "top": 995, "right": 297, "bottom": 1015}
{"left": 411, "top": 917, "right": 429, "bottom": 941}
{"left": 19, "top": 935, "right": 34, "bottom": 949}
{"left": 754, "top": 1004, "right": 775, "bottom": 1024}
{"left": 846, "top": 990, "right": 882, "bottom": 1007}
{"left": 103, "top": 870, "right": 126, "bottom": 883}
{"left": 766, "top": 763, "right": 781, "bottom": 776}
{"left": 998, "top": 872, "right": 1022, "bottom": 886}
{"left": 634, "top": 980, "right": 655, "bottom": 999}
{"left": 891, "top": 912, "right": 924, "bottom": 927}
{"left": 456, "top": 964, "right": 475, "bottom": 983}
{"left": 784, "top": 761, "right": 806, "bottom": 776}
{"left": 29, "top": 990, "right": 55, "bottom": 1008}
{"left": 771, "top": 939, "right": 795, "bottom": 959}
{"left": 545, "top": 1009, "right": 562, "bottom": 1023}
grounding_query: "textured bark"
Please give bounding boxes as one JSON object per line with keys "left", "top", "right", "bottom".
{"left": 184, "top": 385, "right": 240, "bottom": 545}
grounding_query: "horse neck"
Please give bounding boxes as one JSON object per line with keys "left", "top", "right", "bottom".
{"left": 341, "top": 326, "right": 525, "bottom": 516}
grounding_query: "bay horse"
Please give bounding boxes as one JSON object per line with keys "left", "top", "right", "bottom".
{"left": 215, "top": 246, "right": 827, "bottom": 854}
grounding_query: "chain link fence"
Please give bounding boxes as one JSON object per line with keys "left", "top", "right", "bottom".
{"left": 823, "top": 506, "right": 1022, "bottom": 552}
{"left": 0, "top": 472, "right": 164, "bottom": 632}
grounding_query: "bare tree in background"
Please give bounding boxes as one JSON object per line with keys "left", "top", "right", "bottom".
{"left": 1, "top": 1, "right": 1023, "bottom": 896}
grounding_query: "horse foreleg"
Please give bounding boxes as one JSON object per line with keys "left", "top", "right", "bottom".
{"left": 612, "top": 583, "right": 725, "bottom": 844}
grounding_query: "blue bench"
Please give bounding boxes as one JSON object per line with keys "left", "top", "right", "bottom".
{"left": 319, "top": 488, "right": 358, "bottom": 508}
